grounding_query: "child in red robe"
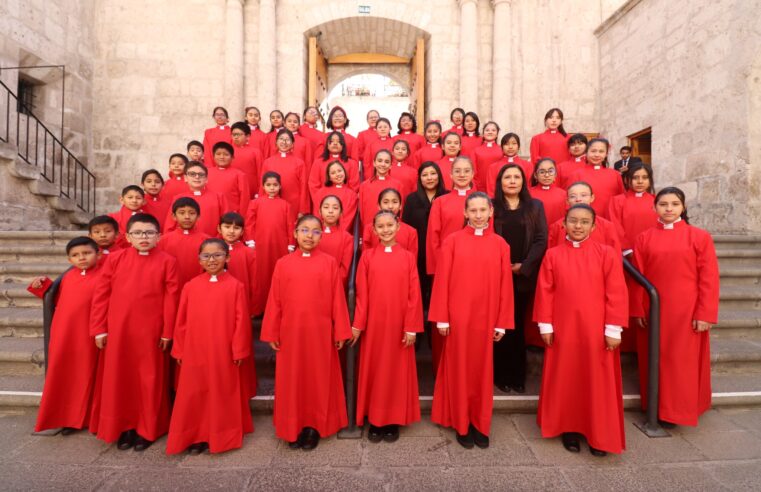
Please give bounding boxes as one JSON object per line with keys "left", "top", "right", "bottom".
{"left": 244, "top": 106, "right": 267, "bottom": 152}
{"left": 556, "top": 133, "right": 588, "bottom": 188}
{"left": 459, "top": 112, "right": 483, "bottom": 159}
{"left": 32, "top": 237, "right": 101, "bottom": 434}
{"left": 355, "top": 109, "right": 380, "bottom": 170}
{"left": 358, "top": 149, "right": 402, "bottom": 228}
{"left": 352, "top": 210, "right": 423, "bottom": 443}
{"left": 566, "top": 138, "right": 625, "bottom": 220}
{"left": 230, "top": 121, "right": 263, "bottom": 194}
{"left": 218, "top": 212, "right": 257, "bottom": 315}
{"left": 362, "top": 188, "right": 418, "bottom": 255}
{"left": 163, "top": 153, "right": 190, "bottom": 201}
{"left": 109, "top": 185, "right": 144, "bottom": 248}
{"left": 88, "top": 215, "right": 122, "bottom": 266}
{"left": 436, "top": 132, "right": 463, "bottom": 189}
{"left": 363, "top": 118, "right": 395, "bottom": 178}
{"left": 157, "top": 197, "right": 208, "bottom": 289}
{"left": 316, "top": 195, "right": 354, "bottom": 286}
{"left": 202, "top": 106, "right": 232, "bottom": 164}
{"left": 429, "top": 192, "right": 514, "bottom": 449}
{"left": 632, "top": 187, "right": 719, "bottom": 428}
{"left": 282, "top": 112, "right": 314, "bottom": 170}
{"left": 89, "top": 213, "right": 179, "bottom": 451}
{"left": 393, "top": 112, "right": 425, "bottom": 154}
{"left": 299, "top": 106, "right": 325, "bottom": 151}
{"left": 311, "top": 160, "right": 358, "bottom": 230}
{"left": 529, "top": 108, "right": 571, "bottom": 165}
{"left": 535, "top": 204, "right": 629, "bottom": 456}
{"left": 167, "top": 238, "right": 253, "bottom": 455}
{"left": 411, "top": 121, "right": 443, "bottom": 170}
{"left": 389, "top": 140, "right": 417, "bottom": 198}
{"left": 245, "top": 171, "right": 295, "bottom": 315}
{"left": 141, "top": 169, "right": 170, "bottom": 231}
{"left": 258, "top": 129, "right": 309, "bottom": 222}
{"left": 309, "top": 131, "right": 360, "bottom": 198}
{"left": 261, "top": 214, "right": 351, "bottom": 450}
{"left": 529, "top": 158, "right": 567, "bottom": 227}
{"left": 547, "top": 182, "right": 623, "bottom": 251}
{"left": 263, "top": 110, "right": 285, "bottom": 159}
{"left": 186, "top": 141, "right": 204, "bottom": 164}
{"left": 445, "top": 107, "right": 465, "bottom": 136}
{"left": 472, "top": 121, "right": 502, "bottom": 191}
{"left": 207, "top": 142, "right": 250, "bottom": 214}
{"left": 485, "top": 133, "right": 534, "bottom": 197}
{"left": 164, "top": 162, "right": 228, "bottom": 236}
{"left": 319, "top": 106, "right": 356, "bottom": 160}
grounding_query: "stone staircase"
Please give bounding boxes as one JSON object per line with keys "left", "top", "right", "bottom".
{"left": 0, "top": 231, "right": 759, "bottom": 411}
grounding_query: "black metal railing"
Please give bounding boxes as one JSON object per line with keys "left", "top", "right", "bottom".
{"left": 0, "top": 80, "right": 96, "bottom": 214}
{"left": 623, "top": 257, "right": 669, "bottom": 437}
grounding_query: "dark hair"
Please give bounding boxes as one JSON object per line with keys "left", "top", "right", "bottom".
{"left": 244, "top": 106, "right": 261, "bottom": 117}
{"left": 565, "top": 203, "right": 596, "bottom": 223}
{"left": 219, "top": 212, "right": 244, "bottom": 227}
{"left": 655, "top": 186, "right": 690, "bottom": 223}
{"left": 199, "top": 237, "right": 229, "bottom": 254}
{"left": 567, "top": 133, "right": 588, "bottom": 148}
{"left": 392, "top": 139, "right": 410, "bottom": 157}
{"left": 625, "top": 162, "right": 655, "bottom": 194}
{"left": 375, "top": 117, "right": 392, "bottom": 131}
{"left": 66, "top": 236, "right": 98, "bottom": 255}
{"left": 262, "top": 170, "right": 281, "bottom": 184}
{"left": 424, "top": 121, "right": 443, "bottom": 144}
{"left": 121, "top": 185, "right": 144, "bottom": 197}
{"left": 303, "top": 106, "right": 318, "bottom": 119}
{"left": 544, "top": 108, "right": 567, "bottom": 136}
{"left": 327, "top": 106, "right": 349, "bottom": 130}
{"left": 212, "top": 141, "right": 234, "bottom": 156}
{"left": 231, "top": 121, "right": 251, "bottom": 135}
{"left": 442, "top": 131, "right": 462, "bottom": 155}
{"left": 482, "top": 121, "right": 500, "bottom": 141}
{"left": 452, "top": 155, "right": 474, "bottom": 174}
{"left": 530, "top": 157, "right": 556, "bottom": 186}
{"left": 284, "top": 111, "right": 301, "bottom": 125}
{"left": 465, "top": 191, "right": 491, "bottom": 208}
{"left": 126, "top": 213, "right": 160, "bottom": 232}
{"left": 324, "top": 160, "right": 348, "bottom": 187}
{"left": 172, "top": 196, "right": 201, "bottom": 214}
{"left": 620, "top": 145, "right": 632, "bottom": 153}
{"left": 500, "top": 132, "right": 521, "bottom": 148}
{"left": 275, "top": 128, "right": 294, "bottom": 143}
{"left": 319, "top": 194, "right": 344, "bottom": 213}
{"left": 321, "top": 131, "right": 348, "bottom": 161}
{"left": 463, "top": 112, "right": 481, "bottom": 136}
{"left": 366, "top": 109, "right": 379, "bottom": 119}
{"left": 377, "top": 187, "right": 402, "bottom": 206}
{"left": 268, "top": 110, "right": 285, "bottom": 133}
{"left": 141, "top": 169, "right": 164, "bottom": 184}
{"left": 415, "top": 162, "right": 447, "bottom": 201}
{"left": 88, "top": 215, "right": 119, "bottom": 233}
{"left": 450, "top": 107, "right": 465, "bottom": 122}
{"left": 170, "top": 153, "right": 190, "bottom": 168}
{"left": 185, "top": 161, "right": 207, "bottom": 174}
{"left": 567, "top": 180, "right": 594, "bottom": 196}
{"left": 586, "top": 138, "right": 611, "bottom": 167}
{"left": 186, "top": 141, "right": 203, "bottom": 152}
{"left": 493, "top": 164, "right": 544, "bottom": 247}
{"left": 397, "top": 112, "right": 417, "bottom": 134}
{"left": 372, "top": 149, "right": 393, "bottom": 177}
{"left": 373, "top": 210, "right": 399, "bottom": 225}
{"left": 295, "top": 213, "right": 321, "bottom": 229}
{"left": 212, "top": 106, "right": 229, "bottom": 119}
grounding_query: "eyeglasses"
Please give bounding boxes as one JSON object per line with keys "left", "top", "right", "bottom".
{"left": 199, "top": 252, "right": 227, "bottom": 261}
{"left": 128, "top": 230, "right": 159, "bottom": 238}
{"left": 231, "top": 131, "right": 246, "bottom": 137}
{"left": 276, "top": 137, "right": 292, "bottom": 143}
{"left": 537, "top": 169, "right": 556, "bottom": 176}
{"left": 186, "top": 171, "right": 207, "bottom": 178}
{"left": 297, "top": 228, "right": 322, "bottom": 236}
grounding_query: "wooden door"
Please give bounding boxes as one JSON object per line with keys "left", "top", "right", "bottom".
{"left": 409, "top": 38, "right": 425, "bottom": 133}
{"left": 308, "top": 37, "right": 328, "bottom": 111}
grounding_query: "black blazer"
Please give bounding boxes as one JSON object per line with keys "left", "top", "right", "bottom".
{"left": 402, "top": 190, "right": 444, "bottom": 271}
{"left": 492, "top": 198, "right": 548, "bottom": 292}
{"left": 613, "top": 156, "right": 643, "bottom": 172}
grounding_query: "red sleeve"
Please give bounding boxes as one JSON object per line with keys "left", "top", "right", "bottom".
{"left": 693, "top": 230, "right": 720, "bottom": 323}
{"left": 427, "top": 235, "right": 453, "bottom": 323}
{"left": 170, "top": 284, "right": 189, "bottom": 360}
{"left": 162, "top": 256, "right": 180, "bottom": 339}
{"left": 529, "top": 134, "right": 540, "bottom": 164}
{"left": 27, "top": 277, "right": 52, "bottom": 299}
{"left": 308, "top": 159, "right": 323, "bottom": 203}
{"left": 352, "top": 253, "right": 369, "bottom": 331}
{"left": 232, "top": 282, "right": 252, "bottom": 360}
{"left": 164, "top": 205, "right": 177, "bottom": 233}
{"left": 218, "top": 192, "right": 230, "bottom": 217}
{"left": 260, "top": 261, "right": 283, "bottom": 342}
{"left": 548, "top": 221, "right": 560, "bottom": 248}
{"left": 331, "top": 259, "right": 352, "bottom": 342}
{"left": 603, "top": 246, "right": 629, "bottom": 327}
{"left": 497, "top": 241, "right": 515, "bottom": 330}
{"left": 608, "top": 197, "right": 629, "bottom": 250}
{"left": 90, "top": 253, "right": 116, "bottom": 336}
{"left": 299, "top": 162, "right": 310, "bottom": 214}
{"left": 630, "top": 234, "right": 648, "bottom": 318}
{"left": 286, "top": 203, "right": 296, "bottom": 247}
{"left": 340, "top": 234, "right": 354, "bottom": 282}
{"left": 404, "top": 252, "right": 424, "bottom": 333}
{"left": 407, "top": 226, "right": 419, "bottom": 259}
{"left": 347, "top": 159, "right": 360, "bottom": 191}
{"left": 245, "top": 200, "right": 257, "bottom": 242}
{"left": 426, "top": 199, "right": 442, "bottom": 274}
{"left": 532, "top": 251, "right": 555, "bottom": 324}
{"left": 247, "top": 249, "right": 258, "bottom": 313}
{"left": 238, "top": 174, "right": 251, "bottom": 214}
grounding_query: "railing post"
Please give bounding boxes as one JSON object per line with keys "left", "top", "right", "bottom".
{"left": 623, "top": 257, "right": 670, "bottom": 438}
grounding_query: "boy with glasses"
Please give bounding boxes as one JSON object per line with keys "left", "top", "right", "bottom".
{"left": 164, "top": 161, "right": 229, "bottom": 236}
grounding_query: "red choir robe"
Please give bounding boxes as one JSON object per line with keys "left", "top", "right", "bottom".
{"left": 312, "top": 185, "right": 358, "bottom": 231}
{"left": 534, "top": 238, "right": 629, "bottom": 454}
{"left": 362, "top": 221, "right": 418, "bottom": 258}
{"left": 89, "top": 247, "right": 179, "bottom": 443}
{"left": 363, "top": 136, "right": 395, "bottom": 178}
{"left": 445, "top": 125, "right": 464, "bottom": 136}
{"left": 34, "top": 266, "right": 102, "bottom": 432}
{"left": 203, "top": 125, "right": 232, "bottom": 164}
{"left": 632, "top": 220, "right": 719, "bottom": 426}
{"left": 429, "top": 226, "right": 514, "bottom": 436}
{"left": 316, "top": 225, "right": 354, "bottom": 287}
{"left": 96, "top": 243, "right": 125, "bottom": 268}
{"left": 245, "top": 195, "right": 294, "bottom": 315}
{"left": 166, "top": 272, "right": 253, "bottom": 454}
{"left": 394, "top": 131, "right": 426, "bottom": 154}
{"left": 291, "top": 135, "right": 314, "bottom": 172}
{"left": 356, "top": 127, "right": 379, "bottom": 167}
{"left": 157, "top": 228, "right": 209, "bottom": 288}
{"left": 317, "top": 129, "right": 357, "bottom": 162}
{"left": 263, "top": 130, "right": 282, "bottom": 159}
{"left": 529, "top": 185, "right": 568, "bottom": 228}
{"left": 412, "top": 142, "right": 443, "bottom": 170}
{"left": 207, "top": 165, "right": 250, "bottom": 214}
{"left": 226, "top": 241, "right": 258, "bottom": 314}
{"left": 164, "top": 189, "right": 228, "bottom": 237}
{"left": 473, "top": 141, "right": 503, "bottom": 192}
{"left": 258, "top": 152, "right": 309, "bottom": 221}
{"left": 248, "top": 125, "right": 268, "bottom": 154}
{"left": 389, "top": 160, "right": 417, "bottom": 198}
{"left": 162, "top": 174, "right": 189, "bottom": 201}
{"left": 355, "top": 244, "right": 423, "bottom": 426}
{"left": 109, "top": 206, "right": 142, "bottom": 248}
{"left": 547, "top": 217, "right": 623, "bottom": 252}
{"left": 529, "top": 129, "right": 571, "bottom": 165}
{"left": 232, "top": 142, "right": 263, "bottom": 195}
{"left": 308, "top": 155, "right": 361, "bottom": 200}
{"left": 435, "top": 156, "right": 457, "bottom": 189}
{"left": 557, "top": 155, "right": 587, "bottom": 188}
{"left": 260, "top": 250, "right": 352, "bottom": 442}
{"left": 486, "top": 156, "right": 534, "bottom": 197}
{"left": 460, "top": 132, "right": 483, "bottom": 159}
{"left": 566, "top": 165, "right": 625, "bottom": 220}
{"left": 426, "top": 189, "right": 476, "bottom": 274}
{"left": 142, "top": 193, "right": 171, "bottom": 232}
{"left": 298, "top": 122, "right": 325, "bottom": 151}
{"left": 358, "top": 176, "right": 403, "bottom": 227}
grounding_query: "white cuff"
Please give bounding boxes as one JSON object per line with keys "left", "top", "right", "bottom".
{"left": 405, "top": 331, "right": 417, "bottom": 336}
{"left": 538, "top": 323, "right": 554, "bottom": 334}
{"left": 623, "top": 249, "right": 633, "bottom": 256}
{"left": 604, "top": 325, "right": 623, "bottom": 339}
{"left": 287, "top": 245, "right": 295, "bottom": 252}
{"left": 436, "top": 322, "right": 450, "bottom": 329}
{"left": 494, "top": 328, "right": 506, "bottom": 334}
{"left": 94, "top": 333, "right": 108, "bottom": 339}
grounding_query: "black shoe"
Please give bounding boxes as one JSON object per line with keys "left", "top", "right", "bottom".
{"left": 589, "top": 446, "right": 607, "bottom": 457}
{"left": 495, "top": 383, "right": 511, "bottom": 393}
{"left": 382, "top": 425, "right": 399, "bottom": 443}
{"left": 133, "top": 436, "right": 154, "bottom": 452}
{"left": 288, "top": 440, "right": 301, "bottom": 449}
{"left": 188, "top": 442, "right": 208, "bottom": 455}
{"left": 60, "top": 427, "right": 78, "bottom": 436}
{"left": 117, "top": 430, "right": 136, "bottom": 450}
{"left": 658, "top": 419, "right": 677, "bottom": 429}
{"left": 456, "top": 430, "right": 474, "bottom": 449}
{"left": 510, "top": 384, "right": 526, "bottom": 394}
{"left": 470, "top": 425, "right": 489, "bottom": 449}
{"left": 367, "top": 425, "right": 383, "bottom": 443}
{"left": 561, "top": 433, "right": 580, "bottom": 453}
{"left": 301, "top": 427, "right": 320, "bottom": 451}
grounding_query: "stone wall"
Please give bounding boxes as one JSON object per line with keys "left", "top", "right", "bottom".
{"left": 596, "top": 0, "right": 761, "bottom": 233}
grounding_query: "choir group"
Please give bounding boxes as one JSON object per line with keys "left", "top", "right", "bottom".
{"left": 28, "top": 104, "right": 720, "bottom": 458}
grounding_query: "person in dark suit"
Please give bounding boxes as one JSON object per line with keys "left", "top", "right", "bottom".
{"left": 613, "top": 146, "right": 642, "bottom": 174}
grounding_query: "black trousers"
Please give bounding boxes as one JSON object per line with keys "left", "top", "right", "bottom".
{"left": 494, "top": 288, "right": 532, "bottom": 387}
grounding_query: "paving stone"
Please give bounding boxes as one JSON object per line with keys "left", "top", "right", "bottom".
{"left": 705, "top": 462, "right": 761, "bottom": 491}
{"left": 248, "top": 466, "right": 390, "bottom": 491}
{"left": 178, "top": 433, "right": 279, "bottom": 469}
{"left": 668, "top": 409, "right": 746, "bottom": 435}
{"left": 561, "top": 464, "right": 727, "bottom": 492}
{"left": 390, "top": 466, "right": 572, "bottom": 491}
{"left": 270, "top": 434, "right": 363, "bottom": 467}
{"left": 397, "top": 418, "right": 442, "bottom": 438}
{"left": 9, "top": 430, "right": 110, "bottom": 465}
{"left": 680, "top": 430, "right": 761, "bottom": 460}
{"left": 0, "top": 462, "right": 111, "bottom": 491}
{"left": 364, "top": 436, "right": 450, "bottom": 467}
{"left": 100, "top": 467, "right": 254, "bottom": 491}
{"left": 511, "top": 412, "right": 543, "bottom": 440}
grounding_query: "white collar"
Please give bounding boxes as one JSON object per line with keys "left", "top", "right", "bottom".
{"left": 396, "top": 161, "right": 404, "bottom": 167}
{"left": 448, "top": 157, "right": 455, "bottom": 162}
{"left": 593, "top": 165, "right": 601, "bottom": 170}
{"left": 377, "top": 175, "right": 386, "bottom": 180}
{"left": 193, "top": 190, "right": 202, "bottom": 196}
{"left": 635, "top": 192, "right": 644, "bottom": 197}
{"left": 541, "top": 185, "right": 550, "bottom": 190}
{"left": 182, "top": 229, "right": 189, "bottom": 235}
{"left": 659, "top": 217, "right": 682, "bottom": 229}
{"left": 80, "top": 268, "right": 87, "bottom": 276}
{"left": 384, "top": 246, "right": 393, "bottom": 253}
{"left": 550, "top": 130, "right": 557, "bottom": 134}
{"left": 130, "top": 211, "right": 137, "bottom": 216}
{"left": 138, "top": 251, "right": 150, "bottom": 256}
{"left": 431, "top": 143, "right": 438, "bottom": 148}
{"left": 469, "top": 224, "right": 486, "bottom": 236}
{"left": 209, "top": 274, "right": 218, "bottom": 282}
{"left": 456, "top": 187, "right": 470, "bottom": 196}
{"left": 324, "top": 226, "right": 332, "bottom": 233}
{"left": 466, "top": 131, "right": 475, "bottom": 137}
{"left": 507, "top": 156, "right": 515, "bottom": 162}
{"left": 249, "top": 124, "right": 258, "bottom": 130}
{"left": 228, "top": 242, "right": 234, "bottom": 250}
{"left": 331, "top": 154, "right": 340, "bottom": 158}
{"left": 335, "top": 184, "right": 343, "bottom": 189}
{"left": 174, "top": 175, "right": 182, "bottom": 180}
{"left": 301, "top": 251, "right": 311, "bottom": 257}
{"left": 486, "top": 142, "right": 494, "bottom": 147}
{"left": 151, "top": 196, "right": 158, "bottom": 202}
{"left": 218, "top": 125, "right": 226, "bottom": 130}
{"left": 280, "top": 152, "right": 287, "bottom": 158}
{"left": 566, "top": 235, "right": 590, "bottom": 248}
{"left": 103, "top": 249, "right": 110, "bottom": 254}
{"left": 575, "top": 156, "right": 583, "bottom": 162}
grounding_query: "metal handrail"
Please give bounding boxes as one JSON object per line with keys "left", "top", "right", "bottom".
{"left": 41, "top": 269, "right": 70, "bottom": 374}
{"left": 623, "top": 257, "right": 669, "bottom": 437}
{"left": 0, "top": 80, "right": 96, "bottom": 214}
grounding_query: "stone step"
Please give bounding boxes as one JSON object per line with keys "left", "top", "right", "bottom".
{"left": 712, "top": 309, "right": 761, "bottom": 339}
{"left": 0, "top": 284, "right": 42, "bottom": 308}
{"left": 719, "top": 286, "right": 761, "bottom": 311}
{"left": 710, "top": 337, "right": 761, "bottom": 373}
{"left": 0, "top": 307, "right": 43, "bottom": 337}
{"left": 0, "top": 245, "right": 73, "bottom": 263}
{"left": 718, "top": 267, "right": 761, "bottom": 287}
{"left": 0, "top": 263, "right": 70, "bottom": 283}
{"left": 0, "top": 337, "right": 44, "bottom": 375}
{"left": 717, "top": 248, "right": 761, "bottom": 268}
{"left": 0, "top": 231, "right": 84, "bottom": 247}
{"left": 713, "top": 235, "right": 761, "bottom": 249}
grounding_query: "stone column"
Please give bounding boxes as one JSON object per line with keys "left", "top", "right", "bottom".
{"left": 257, "top": 0, "right": 277, "bottom": 114}
{"left": 491, "top": 0, "right": 512, "bottom": 129}
{"left": 225, "top": 0, "right": 245, "bottom": 115}
{"left": 458, "top": 0, "right": 478, "bottom": 111}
